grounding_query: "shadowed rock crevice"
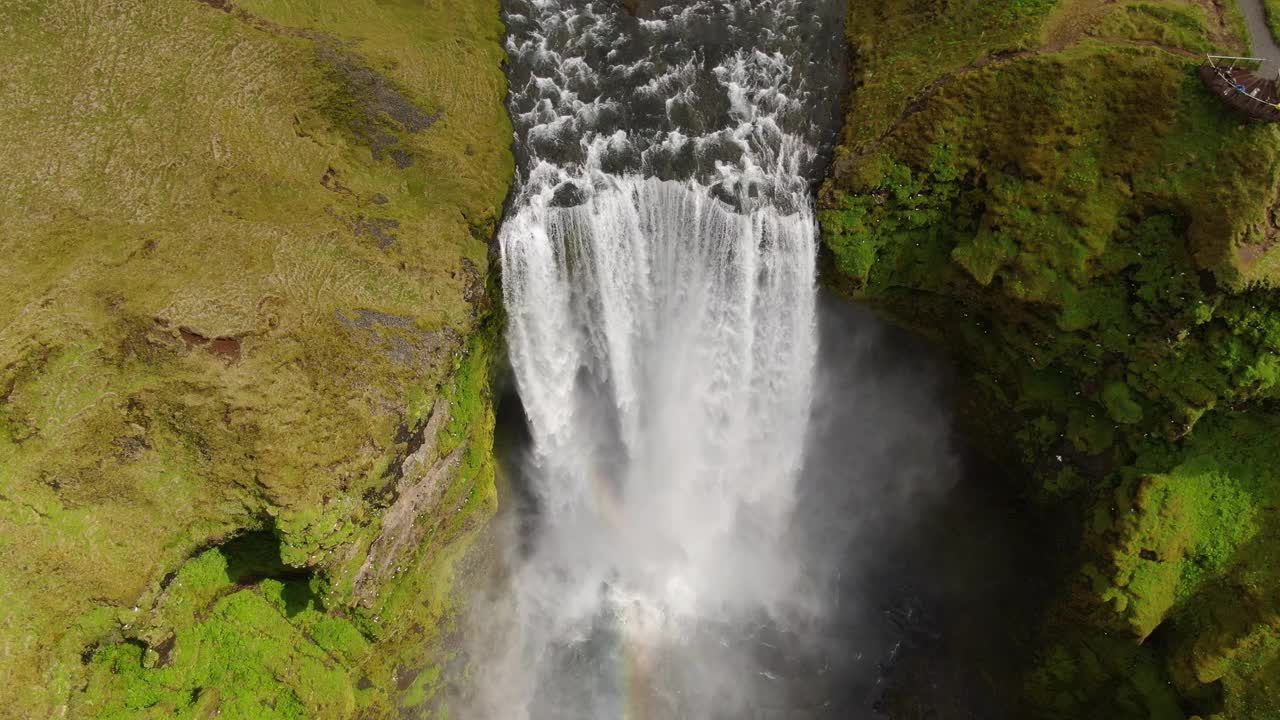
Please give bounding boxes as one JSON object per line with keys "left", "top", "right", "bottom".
{"left": 353, "top": 399, "right": 465, "bottom": 606}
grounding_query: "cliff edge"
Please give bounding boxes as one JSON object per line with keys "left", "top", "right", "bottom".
{"left": 0, "top": 1, "right": 512, "bottom": 717}
{"left": 822, "top": 0, "right": 1280, "bottom": 717}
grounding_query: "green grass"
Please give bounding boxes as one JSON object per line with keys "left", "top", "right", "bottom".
{"left": 67, "top": 323, "right": 503, "bottom": 720}
{"left": 1265, "top": 0, "right": 1280, "bottom": 41}
{"left": 840, "top": 0, "right": 1058, "bottom": 154}
{"left": 823, "top": 12, "right": 1280, "bottom": 445}
{"left": 75, "top": 536, "right": 364, "bottom": 719}
{"left": 0, "top": 0, "right": 511, "bottom": 717}
{"left": 820, "top": 1, "right": 1280, "bottom": 717}
{"left": 1096, "top": 2, "right": 1215, "bottom": 52}
{"left": 1228, "top": 0, "right": 1255, "bottom": 53}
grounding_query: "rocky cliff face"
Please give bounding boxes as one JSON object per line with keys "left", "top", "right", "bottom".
{"left": 821, "top": 1, "right": 1280, "bottom": 717}
{"left": 0, "top": 1, "right": 512, "bottom": 717}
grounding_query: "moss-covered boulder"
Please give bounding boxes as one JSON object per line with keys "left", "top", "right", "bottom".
{"left": 822, "top": 0, "right": 1280, "bottom": 717}
{"left": 0, "top": 0, "right": 512, "bottom": 717}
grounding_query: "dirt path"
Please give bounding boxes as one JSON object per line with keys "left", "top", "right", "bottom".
{"left": 1239, "top": 0, "right": 1280, "bottom": 75}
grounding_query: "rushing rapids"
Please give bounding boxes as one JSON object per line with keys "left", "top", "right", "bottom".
{"left": 488, "top": 1, "right": 850, "bottom": 717}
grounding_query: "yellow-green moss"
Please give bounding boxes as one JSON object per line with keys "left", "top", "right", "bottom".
{"left": 70, "top": 321, "right": 503, "bottom": 720}
{"left": 0, "top": 0, "right": 511, "bottom": 717}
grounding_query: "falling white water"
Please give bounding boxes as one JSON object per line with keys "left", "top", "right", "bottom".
{"left": 486, "top": 0, "right": 848, "bottom": 716}
{"left": 503, "top": 175, "right": 817, "bottom": 601}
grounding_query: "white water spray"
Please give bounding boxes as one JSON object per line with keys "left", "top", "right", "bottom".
{"left": 484, "top": 0, "right": 846, "bottom": 716}
{"left": 503, "top": 174, "right": 817, "bottom": 603}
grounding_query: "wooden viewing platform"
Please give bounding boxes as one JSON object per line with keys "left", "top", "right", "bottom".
{"left": 1200, "top": 56, "right": 1280, "bottom": 122}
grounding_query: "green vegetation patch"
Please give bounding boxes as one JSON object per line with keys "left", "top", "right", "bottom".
{"left": 824, "top": 44, "right": 1280, "bottom": 451}
{"left": 0, "top": 0, "right": 511, "bottom": 717}
{"left": 1096, "top": 2, "right": 1215, "bottom": 52}
{"left": 70, "top": 322, "right": 503, "bottom": 720}
{"left": 821, "top": 0, "right": 1280, "bottom": 716}
{"left": 841, "top": 0, "right": 1058, "bottom": 153}
{"left": 1266, "top": 0, "right": 1280, "bottom": 40}
{"left": 77, "top": 533, "right": 364, "bottom": 719}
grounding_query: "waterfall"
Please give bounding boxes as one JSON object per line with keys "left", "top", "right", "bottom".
{"left": 487, "top": 0, "right": 848, "bottom": 716}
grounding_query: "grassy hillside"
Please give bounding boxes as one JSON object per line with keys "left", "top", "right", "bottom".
{"left": 822, "top": 0, "right": 1280, "bottom": 717}
{"left": 0, "top": 0, "right": 512, "bottom": 717}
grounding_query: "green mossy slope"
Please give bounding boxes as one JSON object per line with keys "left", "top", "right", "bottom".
{"left": 823, "top": 0, "right": 1280, "bottom": 717}
{"left": 0, "top": 0, "right": 511, "bottom": 717}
